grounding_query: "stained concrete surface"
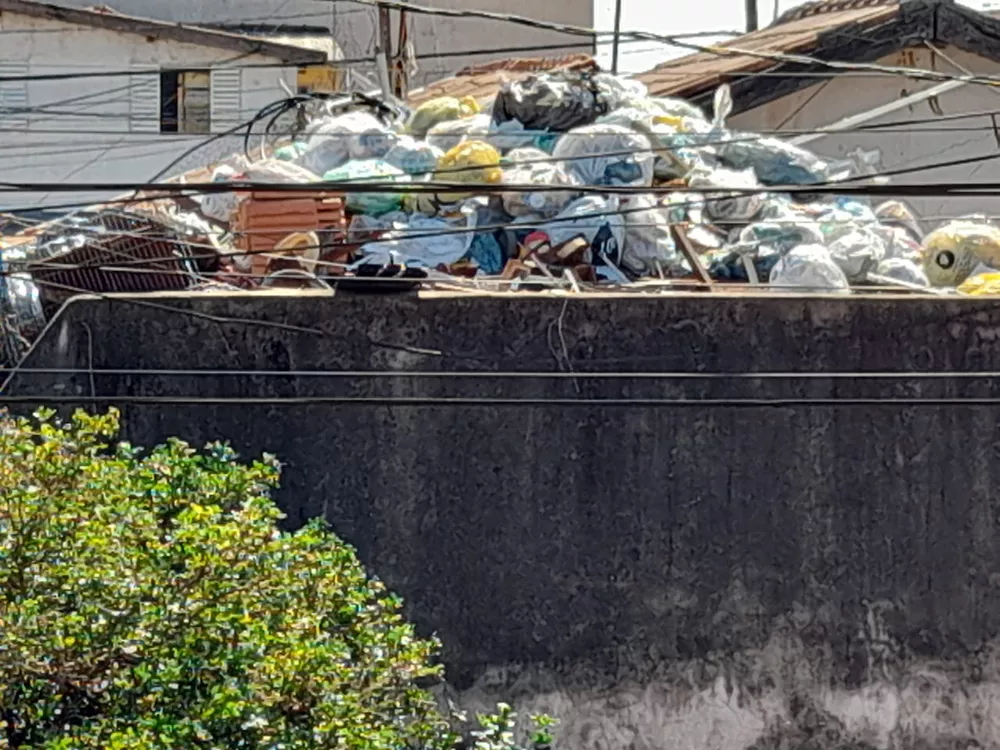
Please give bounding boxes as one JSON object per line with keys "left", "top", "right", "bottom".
{"left": 7, "top": 290, "right": 1000, "bottom": 750}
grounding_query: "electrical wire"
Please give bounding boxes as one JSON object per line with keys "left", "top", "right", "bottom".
{"left": 319, "top": 0, "right": 1000, "bottom": 90}
{"left": 2, "top": 394, "right": 1000, "bottom": 407}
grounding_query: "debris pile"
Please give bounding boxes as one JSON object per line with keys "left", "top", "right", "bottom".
{"left": 2, "top": 70, "right": 1000, "bottom": 365}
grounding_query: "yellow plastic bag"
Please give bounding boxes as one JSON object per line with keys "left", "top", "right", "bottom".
{"left": 434, "top": 140, "right": 502, "bottom": 204}
{"left": 958, "top": 272, "right": 1000, "bottom": 296}
{"left": 923, "top": 220, "right": 1000, "bottom": 287}
{"left": 407, "top": 96, "right": 480, "bottom": 138}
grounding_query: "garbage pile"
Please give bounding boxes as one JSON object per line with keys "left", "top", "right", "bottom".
{"left": 6, "top": 70, "right": 1000, "bottom": 365}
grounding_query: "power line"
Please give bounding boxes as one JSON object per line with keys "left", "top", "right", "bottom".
{"left": 1, "top": 394, "right": 999, "bottom": 407}
{"left": 5, "top": 367, "right": 1000, "bottom": 380}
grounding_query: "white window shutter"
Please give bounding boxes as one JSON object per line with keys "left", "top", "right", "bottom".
{"left": 210, "top": 68, "right": 242, "bottom": 133}
{"left": 130, "top": 69, "right": 160, "bottom": 133}
{"left": 0, "top": 63, "right": 30, "bottom": 130}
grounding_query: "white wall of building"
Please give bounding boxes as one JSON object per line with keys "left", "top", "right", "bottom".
{"left": 0, "top": 12, "right": 298, "bottom": 210}
{"left": 39, "top": 0, "right": 593, "bottom": 90}
{"left": 729, "top": 46, "right": 1000, "bottom": 224}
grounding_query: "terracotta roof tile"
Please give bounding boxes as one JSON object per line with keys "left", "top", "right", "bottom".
{"left": 635, "top": 3, "right": 899, "bottom": 99}
{"left": 407, "top": 54, "right": 598, "bottom": 108}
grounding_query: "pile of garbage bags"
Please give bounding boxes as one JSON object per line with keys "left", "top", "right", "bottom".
{"left": 182, "top": 70, "right": 1000, "bottom": 294}
{"left": 12, "top": 70, "right": 1000, "bottom": 300}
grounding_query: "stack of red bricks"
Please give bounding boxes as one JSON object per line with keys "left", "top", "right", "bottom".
{"left": 232, "top": 191, "right": 347, "bottom": 277}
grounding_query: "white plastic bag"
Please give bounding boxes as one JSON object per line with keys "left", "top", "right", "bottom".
{"left": 501, "top": 147, "right": 578, "bottom": 219}
{"left": 296, "top": 111, "right": 397, "bottom": 176}
{"left": 769, "top": 244, "right": 850, "bottom": 292}
{"left": 620, "top": 194, "right": 686, "bottom": 276}
{"left": 425, "top": 114, "right": 492, "bottom": 152}
{"left": 552, "top": 124, "right": 654, "bottom": 187}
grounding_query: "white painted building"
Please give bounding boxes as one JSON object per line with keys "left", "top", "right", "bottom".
{"left": 0, "top": 0, "right": 328, "bottom": 211}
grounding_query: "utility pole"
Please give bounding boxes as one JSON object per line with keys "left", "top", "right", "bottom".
{"left": 745, "top": 0, "right": 758, "bottom": 31}
{"left": 375, "top": 4, "right": 393, "bottom": 97}
{"left": 610, "top": 0, "right": 623, "bottom": 74}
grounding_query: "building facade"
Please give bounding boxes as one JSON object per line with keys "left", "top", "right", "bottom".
{"left": 37, "top": 0, "right": 595, "bottom": 90}
{"left": 0, "top": 0, "right": 327, "bottom": 210}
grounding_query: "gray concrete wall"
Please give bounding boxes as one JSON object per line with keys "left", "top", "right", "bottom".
{"left": 7, "top": 290, "right": 1000, "bottom": 750}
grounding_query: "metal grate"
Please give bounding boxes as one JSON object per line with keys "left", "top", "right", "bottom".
{"left": 28, "top": 213, "right": 196, "bottom": 305}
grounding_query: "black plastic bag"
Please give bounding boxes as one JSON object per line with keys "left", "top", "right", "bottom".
{"left": 491, "top": 72, "right": 608, "bottom": 133}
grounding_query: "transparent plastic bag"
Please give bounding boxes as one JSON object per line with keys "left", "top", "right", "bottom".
{"left": 620, "top": 194, "right": 686, "bottom": 276}
{"left": 827, "top": 227, "right": 887, "bottom": 283}
{"left": 875, "top": 257, "right": 929, "bottom": 287}
{"left": 383, "top": 136, "right": 443, "bottom": 177}
{"left": 687, "top": 166, "right": 763, "bottom": 224}
{"left": 359, "top": 209, "right": 477, "bottom": 267}
{"left": 769, "top": 244, "right": 850, "bottom": 292}
{"left": 922, "top": 220, "right": 1000, "bottom": 287}
{"left": 407, "top": 95, "right": 480, "bottom": 138}
{"left": 296, "top": 111, "right": 397, "bottom": 176}
{"left": 501, "top": 147, "right": 578, "bottom": 219}
{"left": 541, "top": 195, "right": 625, "bottom": 259}
{"left": 552, "top": 124, "right": 654, "bottom": 187}
{"left": 323, "top": 159, "right": 410, "bottom": 216}
{"left": 424, "top": 113, "right": 491, "bottom": 153}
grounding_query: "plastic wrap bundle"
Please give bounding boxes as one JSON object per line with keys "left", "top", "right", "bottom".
{"left": 541, "top": 196, "right": 625, "bottom": 261}
{"left": 407, "top": 95, "right": 480, "bottom": 138}
{"left": 296, "top": 111, "right": 397, "bottom": 176}
{"left": 922, "top": 220, "right": 1000, "bottom": 287}
{"left": 323, "top": 159, "right": 410, "bottom": 216}
{"left": 688, "top": 166, "right": 763, "bottom": 224}
{"left": 359, "top": 210, "right": 477, "bottom": 267}
{"left": 769, "top": 244, "right": 850, "bottom": 292}
{"left": 552, "top": 124, "right": 654, "bottom": 187}
{"left": 501, "top": 147, "right": 578, "bottom": 218}
{"left": 827, "top": 227, "right": 887, "bottom": 283}
{"left": 709, "top": 220, "right": 824, "bottom": 283}
{"left": 621, "top": 194, "right": 686, "bottom": 276}
{"left": 384, "top": 136, "right": 443, "bottom": 177}
{"left": 425, "top": 114, "right": 492, "bottom": 153}
{"left": 492, "top": 72, "right": 607, "bottom": 133}
{"left": 434, "top": 140, "right": 502, "bottom": 204}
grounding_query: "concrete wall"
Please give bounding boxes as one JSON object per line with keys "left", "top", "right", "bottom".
{"left": 38, "top": 0, "right": 594, "bottom": 90}
{"left": 8, "top": 290, "right": 1000, "bottom": 750}
{"left": 0, "top": 12, "right": 296, "bottom": 210}
{"left": 730, "top": 45, "right": 1000, "bottom": 225}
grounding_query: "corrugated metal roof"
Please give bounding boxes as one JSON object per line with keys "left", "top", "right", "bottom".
{"left": 635, "top": 3, "right": 899, "bottom": 99}
{"left": 407, "top": 54, "right": 597, "bottom": 108}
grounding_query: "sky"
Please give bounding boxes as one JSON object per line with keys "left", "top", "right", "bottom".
{"left": 591, "top": 0, "right": 999, "bottom": 74}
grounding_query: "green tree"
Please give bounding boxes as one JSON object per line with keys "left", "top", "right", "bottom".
{"left": 0, "top": 409, "right": 555, "bottom": 750}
